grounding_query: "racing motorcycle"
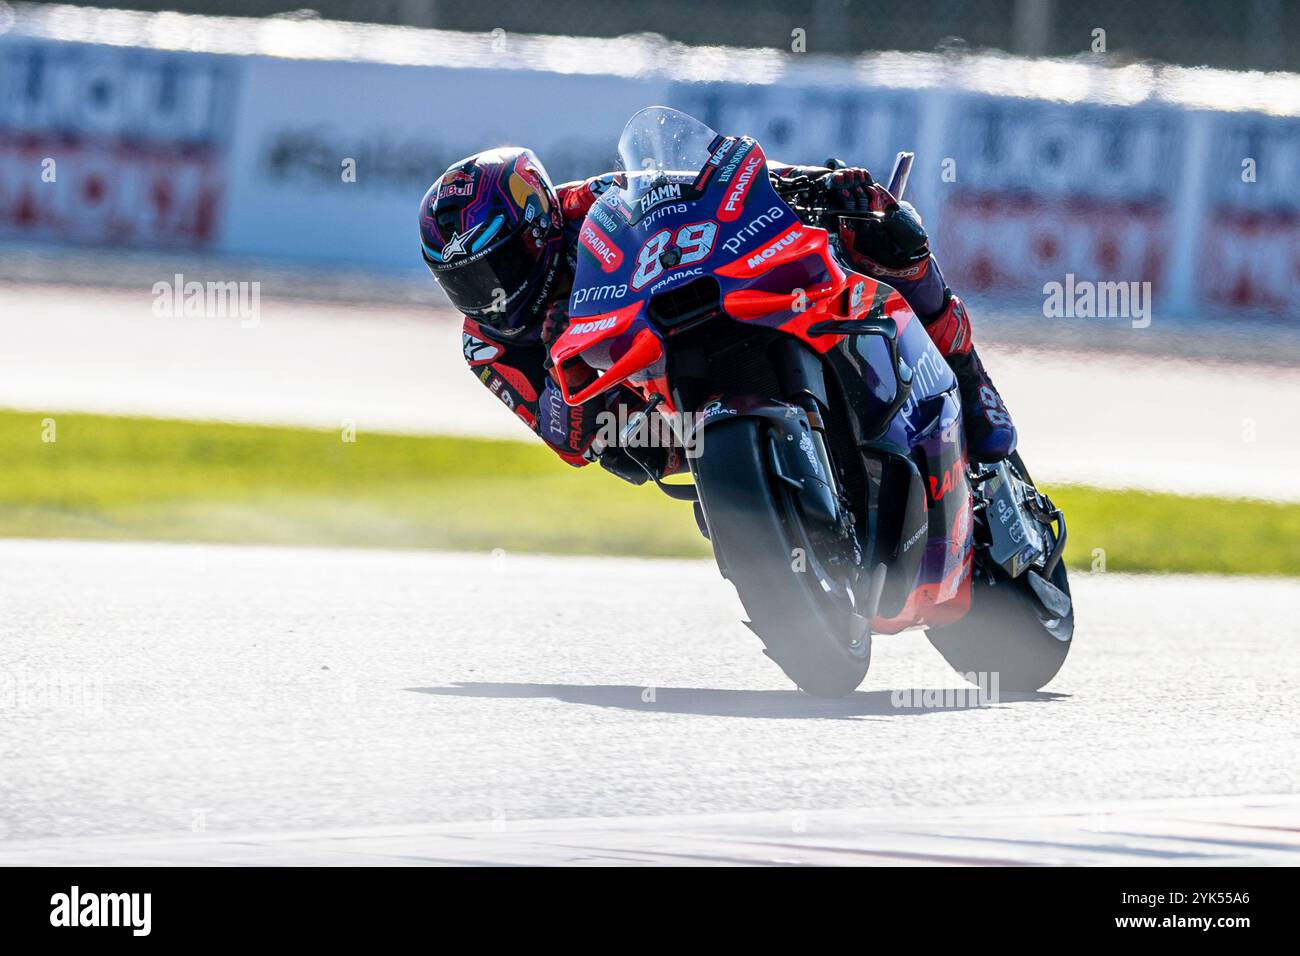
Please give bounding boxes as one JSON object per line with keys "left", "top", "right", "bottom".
{"left": 550, "top": 106, "right": 1073, "bottom": 697}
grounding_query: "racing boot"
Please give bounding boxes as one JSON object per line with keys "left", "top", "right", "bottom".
{"left": 920, "top": 291, "right": 1017, "bottom": 463}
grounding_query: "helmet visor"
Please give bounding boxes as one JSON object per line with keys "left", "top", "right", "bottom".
{"left": 426, "top": 222, "right": 548, "bottom": 322}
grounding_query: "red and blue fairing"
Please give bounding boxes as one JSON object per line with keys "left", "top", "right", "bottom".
{"left": 553, "top": 118, "right": 971, "bottom": 633}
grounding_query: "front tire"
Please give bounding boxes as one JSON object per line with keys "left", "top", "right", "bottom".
{"left": 694, "top": 418, "right": 870, "bottom": 697}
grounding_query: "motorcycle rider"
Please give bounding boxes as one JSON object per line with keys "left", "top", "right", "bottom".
{"left": 419, "top": 146, "right": 1016, "bottom": 483}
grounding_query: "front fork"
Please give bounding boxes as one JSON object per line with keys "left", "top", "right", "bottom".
{"left": 770, "top": 338, "right": 864, "bottom": 572}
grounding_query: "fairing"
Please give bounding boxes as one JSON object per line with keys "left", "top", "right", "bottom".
{"left": 554, "top": 107, "right": 973, "bottom": 633}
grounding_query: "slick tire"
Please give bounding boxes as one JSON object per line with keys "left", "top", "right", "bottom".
{"left": 694, "top": 417, "right": 870, "bottom": 698}
{"left": 926, "top": 452, "right": 1073, "bottom": 692}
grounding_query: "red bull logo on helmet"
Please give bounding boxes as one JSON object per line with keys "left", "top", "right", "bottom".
{"left": 438, "top": 168, "right": 475, "bottom": 199}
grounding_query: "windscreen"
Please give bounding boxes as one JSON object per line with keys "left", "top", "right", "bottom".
{"left": 616, "top": 106, "right": 719, "bottom": 198}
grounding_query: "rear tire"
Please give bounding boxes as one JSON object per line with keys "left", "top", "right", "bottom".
{"left": 925, "top": 562, "right": 1072, "bottom": 692}
{"left": 694, "top": 418, "right": 869, "bottom": 697}
{"left": 925, "top": 453, "right": 1073, "bottom": 692}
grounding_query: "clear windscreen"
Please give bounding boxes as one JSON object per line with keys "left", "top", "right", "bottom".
{"left": 616, "top": 106, "right": 719, "bottom": 196}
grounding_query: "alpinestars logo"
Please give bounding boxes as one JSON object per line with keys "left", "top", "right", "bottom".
{"left": 441, "top": 222, "right": 482, "bottom": 261}
{"left": 462, "top": 331, "right": 502, "bottom": 365}
{"left": 50, "top": 886, "right": 151, "bottom": 936}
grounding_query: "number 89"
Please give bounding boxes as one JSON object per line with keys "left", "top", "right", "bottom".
{"left": 631, "top": 221, "right": 718, "bottom": 290}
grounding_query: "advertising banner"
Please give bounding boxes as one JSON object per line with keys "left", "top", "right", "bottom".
{"left": 220, "top": 56, "right": 667, "bottom": 270}
{"left": 0, "top": 39, "right": 238, "bottom": 247}
{"left": 2, "top": 20, "right": 1297, "bottom": 318}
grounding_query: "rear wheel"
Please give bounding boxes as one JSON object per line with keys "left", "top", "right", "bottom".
{"left": 694, "top": 417, "right": 869, "bottom": 697}
{"left": 925, "top": 452, "right": 1073, "bottom": 692}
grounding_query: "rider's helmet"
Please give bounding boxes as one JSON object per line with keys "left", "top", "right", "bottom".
{"left": 419, "top": 147, "right": 564, "bottom": 336}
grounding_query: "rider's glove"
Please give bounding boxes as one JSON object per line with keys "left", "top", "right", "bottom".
{"left": 538, "top": 378, "right": 604, "bottom": 459}
{"left": 817, "top": 165, "right": 930, "bottom": 271}
{"left": 820, "top": 167, "right": 890, "bottom": 215}
{"left": 541, "top": 309, "right": 566, "bottom": 351}
{"left": 540, "top": 301, "right": 568, "bottom": 370}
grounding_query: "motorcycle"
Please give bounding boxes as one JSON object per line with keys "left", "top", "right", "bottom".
{"left": 549, "top": 106, "right": 1073, "bottom": 697}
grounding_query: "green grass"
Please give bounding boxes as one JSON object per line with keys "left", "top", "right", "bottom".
{"left": 1042, "top": 485, "right": 1300, "bottom": 577}
{"left": 2, "top": 410, "right": 1296, "bottom": 576}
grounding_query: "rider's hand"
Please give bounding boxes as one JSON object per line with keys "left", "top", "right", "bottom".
{"left": 820, "top": 167, "right": 893, "bottom": 215}
{"left": 538, "top": 378, "right": 603, "bottom": 457}
{"left": 541, "top": 311, "right": 566, "bottom": 349}
{"left": 820, "top": 168, "right": 930, "bottom": 271}
{"left": 540, "top": 302, "right": 567, "bottom": 369}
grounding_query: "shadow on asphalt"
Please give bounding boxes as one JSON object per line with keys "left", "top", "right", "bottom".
{"left": 406, "top": 682, "right": 1066, "bottom": 719}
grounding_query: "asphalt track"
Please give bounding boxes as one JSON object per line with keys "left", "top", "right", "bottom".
{"left": 2, "top": 539, "right": 1297, "bottom": 865}
{"left": 2, "top": 283, "right": 1299, "bottom": 500}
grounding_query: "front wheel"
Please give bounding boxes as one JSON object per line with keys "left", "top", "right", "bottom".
{"left": 694, "top": 417, "right": 869, "bottom": 697}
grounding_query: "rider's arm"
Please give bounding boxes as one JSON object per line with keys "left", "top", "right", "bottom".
{"left": 556, "top": 173, "right": 620, "bottom": 223}
{"left": 770, "top": 160, "right": 950, "bottom": 319}
{"left": 835, "top": 199, "right": 950, "bottom": 319}
{"left": 461, "top": 315, "right": 596, "bottom": 466}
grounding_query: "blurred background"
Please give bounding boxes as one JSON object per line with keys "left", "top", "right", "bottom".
{"left": 0, "top": 0, "right": 1298, "bottom": 571}
{"left": 17, "top": 0, "right": 1300, "bottom": 71}
{"left": 3, "top": 0, "right": 1298, "bottom": 315}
